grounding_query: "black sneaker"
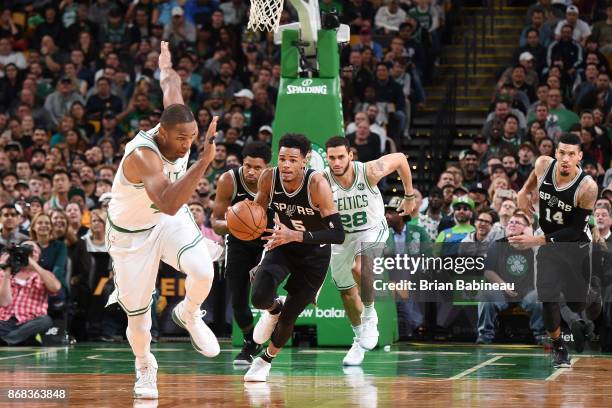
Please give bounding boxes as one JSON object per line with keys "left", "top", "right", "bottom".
{"left": 570, "top": 320, "right": 588, "bottom": 353}
{"left": 233, "top": 340, "right": 263, "bottom": 365}
{"left": 552, "top": 337, "right": 571, "bottom": 368}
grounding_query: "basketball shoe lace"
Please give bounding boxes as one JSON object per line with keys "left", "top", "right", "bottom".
{"left": 183, "top": 308, "right": 207, "bottom": 324}
{"left": 136, "top": 364, "right": 156, "bottom": 387}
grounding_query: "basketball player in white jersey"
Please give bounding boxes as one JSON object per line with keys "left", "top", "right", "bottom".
{"left": 324, "top": 136, "right": 415, "bottom": 366}
{"left": 106, "top": 42, "right": 222, "bottom": 399}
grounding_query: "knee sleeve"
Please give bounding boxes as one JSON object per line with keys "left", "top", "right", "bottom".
{"left": 180, "top": 243, "right": 215, "bottom": 283}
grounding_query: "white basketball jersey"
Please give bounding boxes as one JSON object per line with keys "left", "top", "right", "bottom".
{"left": 108, "top": 124, "right": 189, "bottom": 231}
{"left": 323, "top": 161, "right": 386, "bottom": 233}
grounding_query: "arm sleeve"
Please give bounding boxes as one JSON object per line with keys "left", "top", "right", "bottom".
{"left": 302, "top": 213, "right": 345, "bottom": 245}
{"left": 544, "top": 207, "right": 591, "bottom": 242}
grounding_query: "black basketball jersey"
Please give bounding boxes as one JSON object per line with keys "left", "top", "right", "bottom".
{"left": 538, "top": 159, "right": 592, "bottom": 241}
{"left": 227, "top": 167, "right": 269, "bottom": 246}
{"left": 269, "top": 167, "right": 327, "bottom": 232}
{"left": 230, "top": 167, "right": 256, "bottom": 205}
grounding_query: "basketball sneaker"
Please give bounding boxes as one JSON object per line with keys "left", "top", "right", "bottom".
{"left": 244, "top": 357, "right": 272, "bottom": 382}
{"left": 343, "top": 339, "right": 366, "bottom": 366}
{"left": 234, "top": 339, "right": 264, "bottom": 365}
{"left": 552, "top": 337, "right": 571, "bottom": 368}
{"left": 359, "top": 311, "right": 379, "bottom": 350}
{"left": 172, "top": 301, "right": 220, "bottom": 357}
{"left": 253, "top": 296, "right": 285, "bottom": 344}
{"left": 134, "top": 353, "right": 158, "bottom": 399}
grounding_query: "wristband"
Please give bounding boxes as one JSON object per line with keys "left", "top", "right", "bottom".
{"left": 404, "top": 193, "right": 415, "bottom": 200}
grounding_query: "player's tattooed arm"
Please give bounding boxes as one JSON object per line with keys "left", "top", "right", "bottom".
{"left": 158, "top": 41, "right": 184, "bottom": 107}
{"left": 577, "top": 177, "right": 599, "bottom": 210}
{"left": 211, "top": 171, "right": 234, "bottom": 235}
{"left": 366, "top": 153, "right": 415, "bottom": 215}
{"left": 253, "top": 168, "right": 273, "bottom": 211}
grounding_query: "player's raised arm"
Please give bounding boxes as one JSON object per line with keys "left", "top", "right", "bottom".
{"left": 517, "top": 155, "right": 553, "bottom": 215}
{"left": 365, "top": 153, "right": 415, "bottom": 216}
{"left": 211, "top": 171, "right": 234, "bottom": 235}
{"left": 254, "top": 168, "right": 273, "bottom": 210}
{"left": 123, "top": 117, "right": 219, "bottom": 215}
{"left": 158, "top": 41, "right": 184, "bottom": 107}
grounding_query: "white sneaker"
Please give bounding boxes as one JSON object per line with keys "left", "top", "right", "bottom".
{"left": 172, "top": 301, "right": 220, "bottom": 357}
{"left": 343, "top": 339, "right": 366, "bottom": 366}
{"left": 244, "top": 382, "right": 271, "bottom": 405}
{"left": 134, "top": 353, "right": 158, "bottom": 399}
{"left": 244, "top": 357, "right": 271, "bottom": 382}
{"left": 253, "top": 296, "right": 285, "bottom": 344}
{"left": 359, "top": 310, "right": 379, "bottom": 350}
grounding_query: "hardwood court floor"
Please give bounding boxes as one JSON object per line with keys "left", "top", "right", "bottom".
{"left": 1, "top": 342, "right": 611, "bottom": 407}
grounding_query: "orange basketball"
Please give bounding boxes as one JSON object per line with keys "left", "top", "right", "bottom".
{"left": 227, "top": 200, "right": 267, "bottom": 241}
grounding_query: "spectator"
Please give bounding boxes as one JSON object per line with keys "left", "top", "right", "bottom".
{"left": 375, "top": 0, "right": 407, "bottom": 34}
{"left": 0, "top": 241, "right": 61, "bottom": 346}
{"left": 526, "top": 0, "right": 564, "bottom": 25}
{"left": 44, "top": 77, "right": 86, "bottom": 129}
{"left": 458, "top": 149, "right": 484, "bottom": 190}
{"left": 85, "top": 77, "right": 123, "bottom": 121}
{"left": 435, "top": 196, "right": 475, "bottom": 248}
{"left": 30, "top": 213, "right": 68, "bottom": 296}
{"left": 520, "top": 8, "right": 553, "bottom": 48}
{"left": 548, "top": 24, "right": 584, "bottom": 79}
{"left": 346, "top": 120, "right": 382, "bottom": 162}
{"left": 460, "top": 209, "right": 497, "bottom": 257}
{"left": 592, "top": 3, "right": 612, "bottom": 58}
{"left": 44, "top": 170, "right": 72, "bottom": 211}
{"left": 66, "top": 202, "right": 88, "bottom": 238}
{"left": 373, "top": 62, "right": 407, "bottom": 139}
{"left": 476, "top": 211, "right": 544, "bottom": 344}
{"left": 163, "top": 6, "right": 197, "bottom": 48}
{"left": 0, "top": 204, "right": 28, "bottom": 249}
{"left": 0, "top": 37, "right": 27, "bottom": 77}
{"left": 553, "top": 5, "right": 591, "bottom": 45}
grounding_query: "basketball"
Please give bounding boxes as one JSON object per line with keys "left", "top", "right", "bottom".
{"left": 227, "top": 200, "right": 267, "bottom": 241}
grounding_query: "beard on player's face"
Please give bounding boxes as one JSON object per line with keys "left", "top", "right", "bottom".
{"left": 332, "top": 160, "right": 351, "bottom": 176}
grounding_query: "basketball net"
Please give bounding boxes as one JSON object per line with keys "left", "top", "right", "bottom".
{"left": 248, "top": 0, "right": 284, "bottom": 32}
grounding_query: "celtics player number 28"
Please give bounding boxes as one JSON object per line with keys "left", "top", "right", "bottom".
{"left": 340, "top": 211, "right": 368, "bottom": 229}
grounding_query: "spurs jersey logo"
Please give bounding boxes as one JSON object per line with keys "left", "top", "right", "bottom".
{"left": 273, "top": 202, "right": 315, "bottom": 216}
{"left": 539, "top": 191, "right": 573, "bottom": 212}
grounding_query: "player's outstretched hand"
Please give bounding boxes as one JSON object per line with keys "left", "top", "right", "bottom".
{"left": 397, "top": 197, "right": 415, "bottom": 217}
{"left": 262, "top": 214, "right": 300, "bottom": 250}
{"left": 159, "top": 41, "right": 172, "bottom": 71}
{"left": 507, "top": 234, "right": 541, "bottom": 249}
{"left": 199, "top": 116, "right": 219, "bottom": 163}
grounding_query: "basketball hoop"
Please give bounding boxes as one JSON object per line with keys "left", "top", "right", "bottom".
{"left": 248, "top": 0, "right": 284, "bottom": 32}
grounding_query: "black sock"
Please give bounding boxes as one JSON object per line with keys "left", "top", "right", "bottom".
{"left": 269, "top": 298, "right": 283, "bottom": 315}
{"left": 243, "top": 327, "right": 254, "bottom": 343}
{"left": 261, "top": 349, "right": 276, "bottom": 363}
{"left": 552, "top": 336, "right": 564, "bottom": 345}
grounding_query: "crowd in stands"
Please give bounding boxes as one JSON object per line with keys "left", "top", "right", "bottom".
{"left": 0, "top": 0, "right": 448, "bottom": 344}
{"left": 388, "top": 0, "right": 612, "bottom": 346}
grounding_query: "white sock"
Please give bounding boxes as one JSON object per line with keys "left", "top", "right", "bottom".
{"left": 362, "top": 303, "right": 376, "bottom": 319}
{"left": 352, "top": 324, "right": 362, "bottom": 338}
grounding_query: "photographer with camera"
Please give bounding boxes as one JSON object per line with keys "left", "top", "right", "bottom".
{"left": 0, "top": 241, "right": 61, "bottom": 346}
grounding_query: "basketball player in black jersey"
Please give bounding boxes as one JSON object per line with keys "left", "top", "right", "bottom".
{"left": 243, "top": 133, "right": 345, "bottom": 382}
{"left": 212, "top": 141, "right": 272, "bottom": 365}
{"left": 514, "top": 133, "right": 598, "bottom": 368}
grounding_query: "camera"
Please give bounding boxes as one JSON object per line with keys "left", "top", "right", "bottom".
{"left": 2, "top": 244, "right": 34, "bottom": 273}
{"left": 321, "top": 9, "right": 340, "bottom": 30}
